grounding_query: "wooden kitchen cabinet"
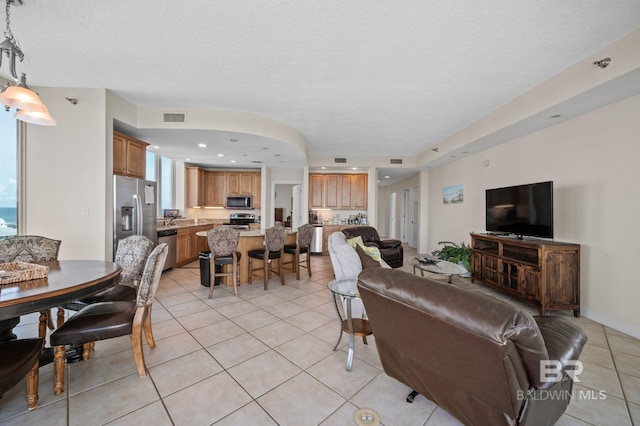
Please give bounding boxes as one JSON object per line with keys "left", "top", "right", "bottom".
{"left": 227, "top": 172, "right": 254, "bottom": 195}
{"left": 185, "top": 168, "right": 261, "bottom": 209}
{"left": 309, "top": 174, "right": 325, "bottom": 209}
{"left": 308, "top": 173, "right": 368, "bottom": 210}
{"left": 176, "top": 228, "right": 190, "bottom": 265}
{"left": 113, "top": 131, "right": 148, "bottom": 178}
{"left": 351, "top": 174, "right": 367, "bottom": 209}
{"left": 185, "top": 167, "right": 207, "bottom": 207}
{"left": 251, "top": 173, "right": 261, "bottom": 208}
{"left": 206, "top": 172, "right": 226, "bottom": 207}
{"left": 324, "top": 175, "right": 339, "bottom": 208}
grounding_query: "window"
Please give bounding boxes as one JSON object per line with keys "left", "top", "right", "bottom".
{"left": 0, "top": 112, "right": 18, "bottom": 239}
{"left": 160, "top": 156, "right": 173, "bottom": 211}
{"left": 146, "top": 151, "right": 156, "bottom": 182}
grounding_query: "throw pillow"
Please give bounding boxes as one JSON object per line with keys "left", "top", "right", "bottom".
{"left": 346, "top": 235, "right": 382, "bottom": 261}
{"left": 346, "top": 236, "right": 363, "bottom": 249}
{"left": 361, "top": 245, "right": 382, "bottom": 261}
{"left": 356, "top": 244, "right": 381, "bottom": 269}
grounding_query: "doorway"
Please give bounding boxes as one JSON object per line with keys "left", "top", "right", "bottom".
{"left": 273, "top": 182, "right": 302, "bottom": 229}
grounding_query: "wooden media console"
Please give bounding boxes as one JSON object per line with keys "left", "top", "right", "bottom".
{"left": 470, "top": 233, "right": 580, "bottom": 317}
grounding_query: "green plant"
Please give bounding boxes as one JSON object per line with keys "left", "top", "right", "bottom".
{"left": 431, "top": 241, "right": 471, "bottom": 270}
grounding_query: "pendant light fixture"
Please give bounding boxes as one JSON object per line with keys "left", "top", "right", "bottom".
{"left": 0, "top": 0, "right": 55, "bottom": 126}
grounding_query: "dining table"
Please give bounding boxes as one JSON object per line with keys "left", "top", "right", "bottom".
{"left": 0, "top": 260, "right": 122, "bottom": 341}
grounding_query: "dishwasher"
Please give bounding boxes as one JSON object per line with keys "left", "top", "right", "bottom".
{"left": 157, "top": 229, "right": 177, "bottom": 270}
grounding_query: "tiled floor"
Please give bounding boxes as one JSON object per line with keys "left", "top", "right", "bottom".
{"left": 1, "top": 246, "right": 639, "bottom": 425}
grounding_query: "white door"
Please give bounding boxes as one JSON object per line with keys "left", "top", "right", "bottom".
{"left": 292, "top": 184, "right": 301, "bottom": 230}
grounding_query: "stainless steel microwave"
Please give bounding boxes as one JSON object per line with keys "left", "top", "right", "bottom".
{"left": 226, "top": 195, "right": 253, "bottom": 209}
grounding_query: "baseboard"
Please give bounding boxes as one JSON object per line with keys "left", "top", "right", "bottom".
{"left": 581, "top": 307, "right": 640, "bottom": 339}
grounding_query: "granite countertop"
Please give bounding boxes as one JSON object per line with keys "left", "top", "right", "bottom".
{"left": 194, "top": 229, "right": 295, "bottom": 237}
{"left": 156, "top": 219, "right": 224, "bottom": 232}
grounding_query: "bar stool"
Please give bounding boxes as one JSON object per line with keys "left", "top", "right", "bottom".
{"left": 283, "top": 224, "right": 314, "bottom": 280}
{"left": 207, "top": 228, "right": 241, "bottom": 297}
{"left": 248, "top": 225, "right": 287, "bottom": 290}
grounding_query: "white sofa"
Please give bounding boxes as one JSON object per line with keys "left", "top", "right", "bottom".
{"left": 328, "top": 231, "right": 391, "bottom": 279}
{"left": 328, "top": 231, "right": 390, "bottom": 318}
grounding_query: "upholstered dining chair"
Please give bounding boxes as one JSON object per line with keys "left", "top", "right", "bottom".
{"left": 70, "top": 235, "right": 155, "bottom": 308}
{"left": 283, "top": 224, "right": 314, "bottom": 280}
{"left": 0, "top": 337, "right": 43, "bottom": 410}
{"left": 207, "top": 227, "right": 241, "bottom": 298}
{"left": 49, "top": 243, "right": 168, "bottom": 395}
{"left": 0, "top": 235, "right": 61, "bottom": 336}
{"left": 248, "top": 225, "right": 287, "bottom": 290}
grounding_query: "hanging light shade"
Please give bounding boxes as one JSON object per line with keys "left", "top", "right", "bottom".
{"left": 0, "top": 73, "right": 48, "bottom": 112}
{"left": 14, "top": 109, "right": 56, "bottom": 126}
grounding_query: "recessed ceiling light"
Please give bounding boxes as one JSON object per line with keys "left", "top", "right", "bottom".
{"left": 230, "top": 160, "right": 237, "bottom": 163}
{"left": 377, "top": 180, "right": 380, "bottom": 183}
{"left": 197, "top": 143, "right": 207, "bottom": 148}
{"left": 262, "top": 147, "right": 269, "bottom": 150}
{"left": 352, "top": 167, "right": 357, "bottom": 170}
{"left": 229, "top": 138, "right": 238, "bottom": 142}
{"left": 321, "top": 166, "right": 326, "bottom": 170}
{"left": 275, "top": 154, "right": 280, "bottom": 157}
{"left": 384, "top": 175, "right": 390, "bottom": 179}
{"left": 217, "top": 153, "right": 224, "bottom": 157}
{"left": 186, "top": 158, "right": 191, "bottom": 161}
{"left": 152, "top": 145, "right": 160, "bottom": 149}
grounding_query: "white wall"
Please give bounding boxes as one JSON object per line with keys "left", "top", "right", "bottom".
{"left": 25, "top": 88, "right": 108, "bottom": 260}
{"left": 425, "top": 93, "right": 640, "bottom": 338}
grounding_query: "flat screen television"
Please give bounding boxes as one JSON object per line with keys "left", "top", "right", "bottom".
{"left": 485, "top": 181, "right": 553, "bottom": 239}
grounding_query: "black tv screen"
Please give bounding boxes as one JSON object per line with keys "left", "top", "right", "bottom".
{"left": 485, "top": 181, "right": 553, "bottom": 238}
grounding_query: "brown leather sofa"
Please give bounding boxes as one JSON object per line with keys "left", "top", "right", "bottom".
{"left": 342, "top": 226, "right": 403, "bottom": 268}
{"left": 357, "top": 268, "right": 587, "bottom": 426}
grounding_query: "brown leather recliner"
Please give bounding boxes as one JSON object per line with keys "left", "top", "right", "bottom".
{"left": 342, "top": 226, "right": 403, "bottom": 268}
{"left": 357, "top": 268, "right": 587, "bottom": 426}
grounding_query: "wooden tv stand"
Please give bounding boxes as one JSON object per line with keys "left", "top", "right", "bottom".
{"left": 470, "top": 233, "right": 580, "bottom": 317}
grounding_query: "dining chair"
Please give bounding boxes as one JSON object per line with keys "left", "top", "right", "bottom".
{"left": 69, "top": 235, "right": 155, "bottom": 309}
{"left": 0, "top": 235, "right": 61, "bottom": 337}
{"left": 0, "top": 337, "right": 43, "bottom": 410}
{"left": 248, "top": 225, "right": 287, "bottom": 290}
{"left": 49, "top": 243, "right": 168, "bottom": 395}
{"left": 207, "top": 228, "right": 241, "bottom": 298}
{"left": 283, "top": 224, "right": 314, "bottom": 280}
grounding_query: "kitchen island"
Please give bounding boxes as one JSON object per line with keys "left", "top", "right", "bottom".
{"left": 196, "top": 229, "right": 296, "bottom": 286}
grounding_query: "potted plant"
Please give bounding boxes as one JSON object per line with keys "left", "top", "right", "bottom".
{"left": 431, "top": 241, "right": 471, "bottom": 274}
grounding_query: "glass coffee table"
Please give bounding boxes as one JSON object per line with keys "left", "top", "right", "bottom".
{"left": 328, "top": 278, "right": 372, "bottom": 372}
{"left": 411, "top": 255, "right": 468, "bottom": 284}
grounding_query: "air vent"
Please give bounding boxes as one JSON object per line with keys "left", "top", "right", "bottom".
{"left": 390, "top": 158, "right": 403, "bottom": 165}
{"left": 334, "top": 157, "right": 347, "bottom": 164}
{"left": 162, "top": 113, "right": 186, "bottom": 123}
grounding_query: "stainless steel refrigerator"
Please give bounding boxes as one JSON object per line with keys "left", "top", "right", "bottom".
{"left": 113, "top": 175, "right": 157, "bottom": 257}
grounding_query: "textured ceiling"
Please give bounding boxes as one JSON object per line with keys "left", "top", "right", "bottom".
{"left": 7, "top": 1, "right": 640, "bottom": 173}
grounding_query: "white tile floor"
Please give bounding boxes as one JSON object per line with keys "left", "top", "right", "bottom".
{"left": 1, "top": 246, "right": 639, "bottom": 425}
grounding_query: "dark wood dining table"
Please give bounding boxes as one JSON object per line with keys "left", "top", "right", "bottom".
{"left": 0, "top": 260, "right": 122, "bottom": 337}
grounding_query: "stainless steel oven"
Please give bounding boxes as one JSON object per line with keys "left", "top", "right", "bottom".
{"left": 222, "top": 213, "right": 255, "bottom": 230}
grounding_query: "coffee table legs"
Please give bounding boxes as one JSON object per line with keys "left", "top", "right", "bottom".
{"left": 331, "top": 294, "right": 355, "bottom": 371}
{"left": 346, "top": 298, "right": 355, "bottom": 372}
